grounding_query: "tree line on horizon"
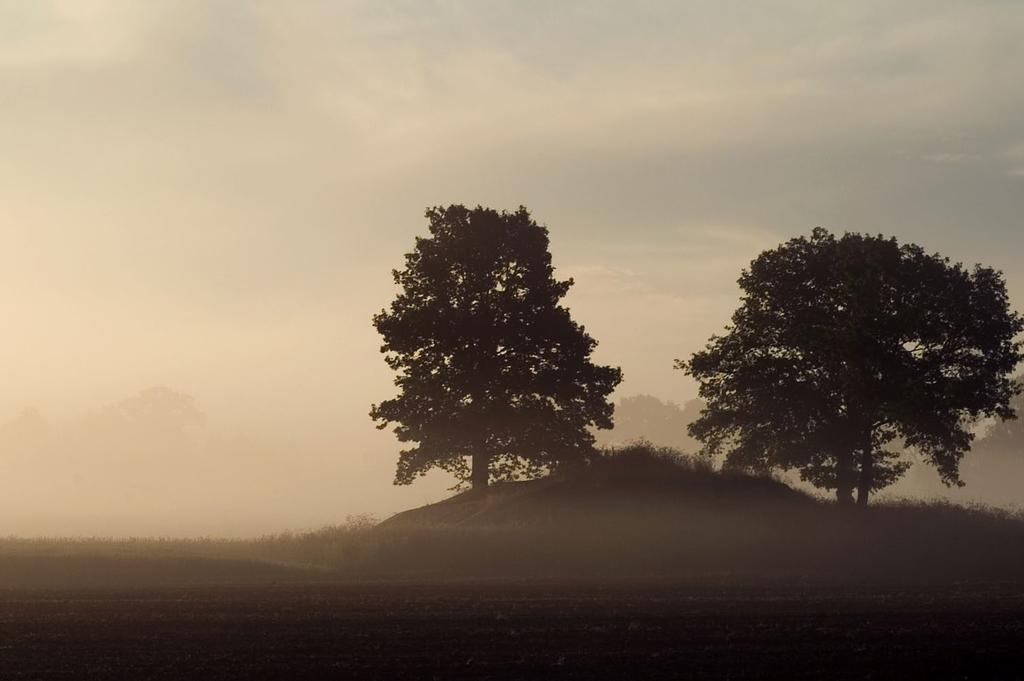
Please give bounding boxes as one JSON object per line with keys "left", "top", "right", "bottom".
{"left": 371, "top": 205, "right": 1024, "bottom": 506}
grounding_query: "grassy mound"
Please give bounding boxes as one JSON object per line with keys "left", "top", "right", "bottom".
{"left": 380, "top": 443, "right": 810, "bottom": 529}
{"left": 361, "top": 445, "right": 1024, "bottom": 584}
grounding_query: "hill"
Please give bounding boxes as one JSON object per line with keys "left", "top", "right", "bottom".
{"left": 380, "top": 444, "right": 810, "bottom": 529}
{"left": 365, "top": 445, "right": 1024, "bottom": 584}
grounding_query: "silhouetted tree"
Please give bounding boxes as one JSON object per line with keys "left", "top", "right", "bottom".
{"left": 679, "top": 228, "right": 1023, "bottom": 506}
{"left": 371, "top": 205, "right": 622, "bottom": 489}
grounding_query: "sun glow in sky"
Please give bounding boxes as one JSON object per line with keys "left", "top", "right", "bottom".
{"left": 2, "top": 1, "right": 1023, "bottom": 534}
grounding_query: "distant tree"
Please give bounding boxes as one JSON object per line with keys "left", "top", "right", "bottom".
{"left": 595, "top": 394, "right": 703, "bottom": 454}
{"left": 948, "top": 380, "right": 1024, "bottom": 503}
{"left": 97, "top": 387, "right": 205, "bottom": 447}
{"left": 977, "top": 384, "right": 1024, "bottom": 452}
{"left": 371, "top": 205, "right": 622, "bottom": 489}
{"left": 0, "top": 407, "right": 50, "bottom": 457}
{"left": 679, "top": 228, "right": 1023, "bottom": 506}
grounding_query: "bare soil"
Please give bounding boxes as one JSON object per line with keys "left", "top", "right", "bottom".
{"left": 2, "top": 581, "right": 1023, "bottom": 680}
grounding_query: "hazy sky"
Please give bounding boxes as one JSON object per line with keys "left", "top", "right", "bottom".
{"left": 2, "top": 1, "right": 1023, "bottom": 534}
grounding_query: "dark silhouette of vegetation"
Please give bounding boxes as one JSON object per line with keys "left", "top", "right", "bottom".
{"left": 680, "top": 228, "right": 1024, "bottom": 506}
{"left": 371, "top": 205, "right": 622, "bottom": 489}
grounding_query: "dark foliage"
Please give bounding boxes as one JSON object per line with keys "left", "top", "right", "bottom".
{"left": 371, "top": 205, "right": 622, "bottom": 488}
{"left": 679, "top": 228, "right": 1024, "bottom": 505}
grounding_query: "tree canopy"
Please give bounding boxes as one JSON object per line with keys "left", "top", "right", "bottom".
{"left": 679, "top": 228, "right": 1023, "bottom": 505}
{"left": 371, "top": 205, "right": 622, "bottom": 488}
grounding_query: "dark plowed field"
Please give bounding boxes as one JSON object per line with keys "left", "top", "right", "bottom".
{"left": 2, "top": 582, "right": 1023, "bottom": 680}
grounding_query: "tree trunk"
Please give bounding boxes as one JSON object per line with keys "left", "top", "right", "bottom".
{"left": 856, "top": 446, "right": 873, "bottom": 507}
{"left": 835, "top": 450, "right": 855, "bottom": 505}
{"left": 835, "top": 484, "right": 854, "bottom": 505}
{"left": 471, "top": 451, "right": 490, "bottom": 490}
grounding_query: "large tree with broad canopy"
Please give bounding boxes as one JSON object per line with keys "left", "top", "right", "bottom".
{"left": 372, "top": 205, "right": 622, "bottom": 489}
{"left": 679, "top": 228, "right": 1023, "bottom": 505}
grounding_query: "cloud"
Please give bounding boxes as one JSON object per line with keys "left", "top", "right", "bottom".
{"left": 2, "top": 1, "right": 1024, "bottom": 529}
{"left": 0, "top": 0, "right": 149, "bottom": 67}
{"left": 1003, "top": 144, "right": 1024, "bottom": 160}
{"left": 922, "top": 152, "right": 980, "bottom": 164}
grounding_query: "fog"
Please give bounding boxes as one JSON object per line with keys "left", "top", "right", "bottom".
{"left": 0, "top": 387, "right": 454, "bottom": 535}
{"left": 2, "top": 1, "right": 1024, "bottom": 535}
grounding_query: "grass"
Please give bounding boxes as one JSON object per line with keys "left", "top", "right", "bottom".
{"left": 3, "top": 445, "right": 1024, "bottom": 587}
{"left": 0, "top": 514, "right": 378, "bottom": 569}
